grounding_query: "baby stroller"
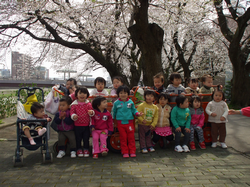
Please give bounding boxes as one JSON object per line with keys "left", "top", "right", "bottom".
{"left": 13, "top": 87, "right": 53, "bottom": 166}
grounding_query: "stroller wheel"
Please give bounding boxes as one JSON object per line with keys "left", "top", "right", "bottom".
{"left": 42, "top": 152, "right": 53, "bottom": 163}
{"left": 13, "top": 155, "right": 23, "bottom": 167}
{"left": 42, "top": 153, "right": 46, "bottom": 163}
{"left": 50, "top": 153, "right": 53, "bottom": 163}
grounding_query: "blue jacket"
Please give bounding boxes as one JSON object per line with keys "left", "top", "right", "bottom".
{"left": 112, "top": 98, "right": 138, "bottom": 124}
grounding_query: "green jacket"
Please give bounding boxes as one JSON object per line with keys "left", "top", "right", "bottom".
{"left": 171, "top": 106, "right": 191, "bottom": 129}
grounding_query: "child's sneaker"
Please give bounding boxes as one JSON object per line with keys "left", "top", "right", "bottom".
{"left": 182, "top": 145, "right": 190, "bottom": 152}
{"left": 38, "top": 127, "right": 47, "bottom": 136}
{"left": 198, "top": 141, "right": 206, "bottom": 149}
{"left": 190, "top": 141, "right": 196, "bottom": 150}
{"left": 83, "top": 150, "right": 90, "bottom": 157}
{"left": 123, "top": 154, "right": 129, "bottom": 158}
{"left": 70, "top": 151, "right": 76, "bottom": 158}
{"left": 28, "top": 137, "right": 36, "bottom": 145}
{"left": 57, "top": 150, "right": 66, "bottom": 158}
{"left": 148, "top": 147, "right": 155, "bottom": 152}
{"left": 141, "top": 148, "right": 148, "bottom": 154}
{"left": 77, "top": 150, "right": 84, "bottom": 157}
{"left": 174, "top": 145, "right": 183, "bottom": 152}
{"left": 220, "top": 142, "right": 227, "bottom": 149}
{"left": 211, "top": 142, "right": 217, "bottom": 148}
{"left": 101, "top": 151, "right": 108, "bottom": 157}
{"left": 130, "top": 153, "right": 136, "bottom": 157}
{"left": 93, "top": 153, "right": 98, "bottom": 159}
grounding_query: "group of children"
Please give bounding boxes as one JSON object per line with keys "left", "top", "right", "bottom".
{"left": 23, "top": 71, "right": 230, "bottom": 159}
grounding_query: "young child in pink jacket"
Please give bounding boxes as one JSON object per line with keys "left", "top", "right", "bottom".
{"left": 91, "top": 96, "right": 113, "bottom": 159}
{"left": 189, "top": 96, "right": 206, "bottom": 150}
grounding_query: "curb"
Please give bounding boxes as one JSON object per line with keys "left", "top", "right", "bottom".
{"left": 0, "top": 122, "right": 16, "bottom": 129}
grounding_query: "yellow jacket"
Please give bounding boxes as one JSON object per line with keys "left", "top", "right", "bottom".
{"left": 137, "top": 102, "right": 158, "bottom": 127}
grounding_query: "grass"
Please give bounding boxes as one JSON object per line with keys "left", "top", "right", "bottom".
{"left": 0, "top": 120, "right": 3, "bottom": 124}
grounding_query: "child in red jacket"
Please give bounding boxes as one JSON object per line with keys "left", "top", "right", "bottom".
{"left": 189, "top": 96, "right": 206, "bottom": 150}
{"left": 91, "top": 97, "right": 113, "bottom": 159}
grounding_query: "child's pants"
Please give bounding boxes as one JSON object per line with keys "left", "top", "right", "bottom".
{"left": 58, "top": 131, "right": 76, "bottom": 151}
{"left": 173, "top": 126, "right": 190, "bottom": 146}
{"left": 74, "top": 126, "right": 90, "bottom": 150}
{"left": 211, "top": 122, "right": 226, "bottom": 142}
{"left": 138, "top": 124, "right": 153, "bottom": 149}
{"left": 152, "top": 131, "right": 173, "bottom": 143}
{"left": 190, "top": 125, "right": 204, "bottom": 143}
{"left": 117, "top": 121, "right": 136, "bottom": 154}
{"left": 92, "top": 129, "right": 108, "bottom": 154}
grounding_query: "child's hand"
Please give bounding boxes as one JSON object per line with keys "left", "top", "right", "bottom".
{"left": 185, "top": 128, "right": 190, "bottom": 133}
{"left": 149, "top": 125, "right": 155, "bottom": 130}
{"left": 180, "top": 92, "right": 185, "bottom": 95}
{"left": 142, "top": 119, "right": 147, "bottom": 124}
{"left": 92, "top": 127, "right": 95, "bottom": 131}
{"left": 228, "top": 109, "right": 238, "bottom": 115}
{"left": 88, "top": 110, "right": 94, "bottom": 115}
{"left": 220, "top": 116, "right": 226, "bottom": 121}
{"left": 59, "top": 111, "right": 66, "bottom": 119}
{"left": 73, "top": 115, "right": 78, "bottom": 120}
{"left": 137, "top": 112, "right": 144, "bottom": 116}
{"left": 175, "top": 127, "right": 181, "bottom": 132}
{"left": 47, "top": 118, "right": 52, "bottom": 122}
{"left": 211, "top": 113, "right": 217, "bottom": 117}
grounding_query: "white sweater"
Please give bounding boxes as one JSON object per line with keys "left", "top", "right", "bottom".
{"left": 205, "top": 100, "right": 228, "bottom": 123}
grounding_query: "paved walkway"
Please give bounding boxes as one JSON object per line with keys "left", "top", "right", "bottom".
{"left": 0, "top": 115, "right": 250, "bottom": 187}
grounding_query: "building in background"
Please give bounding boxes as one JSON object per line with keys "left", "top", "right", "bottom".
{"left": 0, "top": 69, "right": 11, "bottom": 78}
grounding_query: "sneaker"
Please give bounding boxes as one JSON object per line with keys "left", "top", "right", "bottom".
{"left": 198, "top": 141, "right": 206, "bottom": 149}
{"left": 70, "top": 151, "right": 76, "bottom": 158}
{"left": 174, "top": 145, "right": 183, "bottom": 152}
{"left": 148, "top": 147, "right": 155, "bottom": 152}
{"left": 211, "top": 142, "right": 217, "bottom": 148}
{"left": 57, "top": 150, "right": 66, "bottom": 158}
{"left": 141, "top": 148, "right": 148, "bottom": 154}
{"left": 190, "top": 141, "right": 196, "bottom": 150}
{"left": 130, "top": 153, "right": 136, "bottom": 157}
{"left": 83, "top": 150, "right": 90, "bottom": 157}
{"left": 123, "top": 153, "right": 129, "bottom": 158}
{"left": 77, "top": 150, "right": 84, "bottom": 157}
{"left": 93, "top": 153, "right": 98, "bottom": 159}
{"left": 101, "top": 151, "right": 108, "bottom": 157}
{"left": 220, "top": 142, "right": 227, "bottom": 149}
{"left": 182, "top": 145, "right": 190, "bottom": 152}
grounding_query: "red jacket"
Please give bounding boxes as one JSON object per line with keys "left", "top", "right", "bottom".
{"left": 241, "top": 107, "right": 250, "bottom": 117}
{"left": 91, "top": 109, "right": 113, "bottom": 132}
{"left": 189, "top": 107, "right": 205, "bottom": 128}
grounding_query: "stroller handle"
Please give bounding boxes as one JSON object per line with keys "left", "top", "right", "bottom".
{"left": 17, "top": 118, "right": 48, "bottom": 123}
{"left": 17, "top": 87, "right": 44, "bottom": 100}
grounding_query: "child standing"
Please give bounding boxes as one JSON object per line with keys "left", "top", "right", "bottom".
{"left": 23, "top": 102, "right": 51, "bottom": 145}
{"left": 185, "top": 77, "right": 200, "bottom": 96}
{"left": 171, "top": 95, "right": 191, "bottom": 152}
{"left": 199, "top": 74, "right": 214, "bottom": 102}
{"left": 166, "top": 72, "right": 186, "bottom": 103}
{"left": 112, "top": 85, "right": 142, "bottom": 158}
{"left": 58, "top": 78, "right": 77, "bottom": 96}
{"left": 151, "top": 93, "right": 173, "bottom": 146}
{"left": 205, "top": 87, "right": 228, "bottom": 148}
{"left": 54, "top": 96, "right": 77, "bottom": 158}
{"left": 189, "top": 96, "right": 206, "bottom": 150}
{"left": 90, "top": 77, "right": 109, "bottom": 96}
{"left": 152, "top": 72, "right": 166, "bottom": 94}
{"left": 110, "top": 76, "right": 124, "bottom": 96}
{"left": 91, "top": 96, "right": 113, "bottom": 159}
{"left": 137, "top": 90, "right": 159, "bottom": 153}
{"left": 70, "top": 86, "right": 94, "bottom": 157}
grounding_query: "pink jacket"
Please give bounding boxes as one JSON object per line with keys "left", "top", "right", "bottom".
{"left": 241, "top": 107, "right": 250, "bottom": 117}
{"left": 70, "top": 100, "right": 94, "bottom": 126}
{"left": 91, "top": 109, "right": 113, "bottom": 132}
{"left": 189, "top": 107, "right": 205, "bottom": 128}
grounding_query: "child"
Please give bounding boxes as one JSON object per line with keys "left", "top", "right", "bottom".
{"left": 90, "top": 77, "right": 109, "bottom": 96}
{"left": 189, "top": 96, "right": 206, "bottom": 150}
{"left": 185, "top": 77, "right": 200, "bottom": 96}
{"left": 205, "top": 86, "right": 228, "bottom": 148}
{"left": 171, "top": 95, "right": 191, "bottom": 152}
{"left": 229, "top": 107, "right": 250, "bottom": 117}
{"left": 137, "top": 90, "right": 158, "bottom": 153}
{"left": 23, "top": 102, "right": 51, "bottom": 145}
{"left": 166, "top": 72, "right": 186, "bottom": 103}
{"left": 91, "top": 96, "right": 113, "bottom": 159}
{"left": 58, "top": 78, "right": 77, "bottom": 96}
{"left": 54, "top": 96, "right": 77, "bottom": 158}
{"left": 70, "top": 86, "right": 95, "bottom": 157}
{"left": 151, "top": 93, "right": 173, "bottom": 147}
{"left": 152, "top": 72, "right": 166, "bottom": 93}
{"left": 112, "top": 85, "right": 142, "bottom": 158}
{"left": 199, "top": 74, "right": 214, "bottom": 102}
{"left": 110, "top": 76, "right": 124, "bottom": 96}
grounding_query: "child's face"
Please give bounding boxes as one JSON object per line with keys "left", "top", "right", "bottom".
{"left": 96, "top": 81, "right": 105, "bottom": 91}
{"left": 77, "top": 91, "right": 87, "bottom": 102}
{"left": 159, "top": 97, "right": 168, "bottom": 107}
{"left": 213, "top": 91, "right": 223, "bottom": 102}
{"left": 113, "top": 79, "right": 123, "bottom": 89}
{"left": 98, "top": 100, "right": 107, "bottom": 110}
{"left": 153, "top": 78, "right": 163, "bottom": 89}
{"left": 59, "top": 101, "right": 70, "bottom": 112}
{"left": 34, "top": 108, "right": 45, "bottom": 118}
{"left": 172, "top": 78, "right": 182, "bottom": 87}
{"left": 180, "top": 98, "right": 189, "bottom": 108}
{"left": 66, "top": 80, "right": 74, "bottom": 89}
{"left": 119, "top": 90, "right": 128, "bottom": 101}
{"left": 193, "top": 99, "right": 201, "bottom": 109}
{"left": 188, "top": 81, "right": 198, "bottom": 90}
{"left": 145, "top": 94, "right": 155, "bottom": 104}
{"left": 203, "top": 78, "right": 213, "bottom": 87}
